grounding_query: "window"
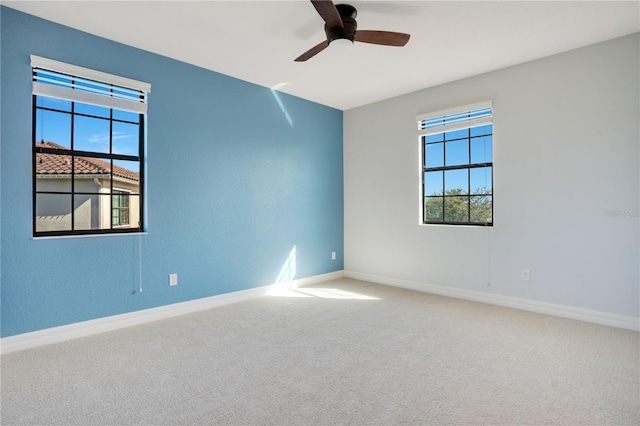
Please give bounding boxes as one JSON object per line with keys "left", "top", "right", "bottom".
{"left": 31, "top": 55, "right": 150, "bottom": 236}
{"left": 112, "top": 190, "right": 130, "bottom": 227}
{"left": 417, "top": 101, "right": 493, "bottom": 226}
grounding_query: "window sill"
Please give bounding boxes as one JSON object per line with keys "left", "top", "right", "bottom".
{"left": 33, "top": 232, "right": 147, "bottom": 241}
{"left": 419, "top": 222, "right": 493, "bottom": 228}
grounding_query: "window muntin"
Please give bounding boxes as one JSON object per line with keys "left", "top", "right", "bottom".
{"left": 31, "top": 56, "right": 149, "bottom": 237}
{"left": 418, "top": 103, "right": 493, "bottom": 226}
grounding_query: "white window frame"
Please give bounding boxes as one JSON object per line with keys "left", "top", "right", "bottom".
{"left": 32, "top": 56, "right": 151, "bottom": 237}
{"left": 31, "top": 55, "right": 150, "bottom": 114}
{"left": 417, "top": 101, "right": 493, "bottom": 226}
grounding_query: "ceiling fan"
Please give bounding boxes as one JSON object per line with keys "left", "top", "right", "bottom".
{"left": 295, "top": 0, "right": 411, "bottom": 62}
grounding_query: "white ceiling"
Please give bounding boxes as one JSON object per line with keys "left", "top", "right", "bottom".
{"left": 4, "top": 0, "right": 639, "bottom": 110}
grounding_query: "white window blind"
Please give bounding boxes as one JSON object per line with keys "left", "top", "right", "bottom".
{"left": 31, "top": 55, "right": 151, "bottom": 114}
{"left": 416, "top": 101, "right": 492, "bottom": 136}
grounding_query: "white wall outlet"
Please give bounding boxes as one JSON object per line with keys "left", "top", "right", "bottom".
{"left": 520, "top": 269, "right": 531, "bottom": 281}
{"left": 169, "top": 273, "right": 178, "bottom": 286}
{"left": 331, "top": 251, "right": 336, "bottom": 261}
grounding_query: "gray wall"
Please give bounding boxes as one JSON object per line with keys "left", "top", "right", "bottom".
{"left": 344, "top": 33, "right": 639, "bottom": 318}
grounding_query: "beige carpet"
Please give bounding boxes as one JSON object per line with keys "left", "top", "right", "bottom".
{"left": 1, "top": 278, "right": 638, "bottom": 425}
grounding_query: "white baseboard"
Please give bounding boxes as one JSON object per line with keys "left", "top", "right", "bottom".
{"left": 344, "top": 270, "right": 640, "bottom": 332}
{"left": 0, "top": 270, "right": 345, "bottom": 355}
{"left": 4, "top": 269, "right": 635, "bottom": 354}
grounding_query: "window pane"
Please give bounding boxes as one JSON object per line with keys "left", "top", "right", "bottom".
{"left": 35, "top": 153, "right": 72, "bottom": 191}
{"left": 36, "top": 193, "right": 72, "bottom": 232}
{"left": 470, "top": 195, "right": 492, "bottom": 223}
{"left": 113, "top": 160, "right": 141, "bottom": 194}
{"left": 128, "top": 194, "right": 140, "bottom": 228}
{"left": 73, "top": 79, "right": 105, "bottom": 96}
{"left": 112, "top": 121, "right": 140, "bottom": 157}
{"left": 470, "top": 124, "right": 492, "bottom": 137}
{"left": 36, "top": 97, "right": 71, "bottom": 112}
{"left": 73, "top": 115, "right": 110, "bottom": 153}
{"left": 74, "top": 156, "right": 112, "bottom": 193}
{"left": 444, "top": 196, "right": 469, "bottom": 223}
{"left": 425, "top": 142, "right": 444, "bottom": 168}
{"left": 113, "top": 110, "right": 140, "bottom": 123}
{"left": 424, "top": 171, "right": 443, "bottom": 196}
{"left": 425, "top": 133, "right": 444, "bottom": 143}
{"left": 445, "top": 169, "right": 468, "bottom": 195}
{"left": 470, "top": 166, "right": 492, "bottom": 194}
{"left": 73, "top": 193, "right": 101, "bottom": 230}
{"left": 470, "top": 136, "right": 492, "bottom": 164}
{"left": 445, "top": 128, "right": 468, "bottom": 141}
{"left": 424, "top": 196, "right": 443, "bottom": 222}
{"left": 113, "top": 192, "right": 121, "bottom": 208}
{"left": 112, "top": 208, "right": 123, "bottom": 226}
{"left": 112, "top": 193, "right": 139, "bottom": 228}
{"left": 35, "top": 108, "right": 71, "bottom": 148}
{"left": 69, "top": 193, "right": 140, "bottom": 230}
{"left": 74, "top": 103, "right": 111, "bottom": 118}
{"left": 112, "top": 190, "right": 129, "bottom": 226}
{"left": 34, "top": 71, "right": 67, "bottom": 89}
{"left": 445, "top": 139, "right": 469, "bottom": 166}
{"left": 111, "top": 86, "right": 136, "bottom": 99}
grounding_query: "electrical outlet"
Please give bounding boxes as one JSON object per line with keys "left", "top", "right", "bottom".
{"left": 331, "top": 251, "right": 336, "bottom": 261}
{"left": 520, "top": 269, "right": 530, "bottom": 281}
{"left": 169, "top": 273, "right": 178, "bottom": 286}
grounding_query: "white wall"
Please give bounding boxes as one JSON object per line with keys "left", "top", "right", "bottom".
{"left": 344, "top": 33, "right": 639, "bottom": 318}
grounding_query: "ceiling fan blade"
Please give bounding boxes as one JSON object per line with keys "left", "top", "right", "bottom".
{"left": 311, "top": 0, "right": 344, "bottom": 29}
{"left": 355, "top": 30, "right": 410, "bottom": 47}
{"left": 294, "top": 40, "right": 330, "bottom": 62}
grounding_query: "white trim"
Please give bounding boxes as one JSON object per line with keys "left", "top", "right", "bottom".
{"left": 0, "top": 270, "right": 344, "bottom": 354}
{"left": 6, "top": 268, "right": 634, "bottom": 354}
{"left": 33, "top": 82, "right": 147, "bottom": 114}
{"left": 33, "top": 232, "right": 148, "bottom": 241}
{"left": 418, "top": 115, "right": 492, "bottom": 137}
{"left": 416, "top": 100, "right": 492, "bottom": 123}
{"left": 344, "top": 270, "right": 640, "bottom": 332}
{"left": 30, "top": 55, "right": 151, "bottom": 93}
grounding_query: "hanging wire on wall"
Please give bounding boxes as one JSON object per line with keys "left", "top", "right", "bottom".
{"left": 138, "top": 223, "right": 143, "bottom": 293}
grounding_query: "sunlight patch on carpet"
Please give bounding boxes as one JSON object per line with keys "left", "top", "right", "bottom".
{"left": 269, "top": 286, "right": 378, "bottom": 300}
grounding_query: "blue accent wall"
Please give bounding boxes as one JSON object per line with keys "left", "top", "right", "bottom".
{"left": 0, "top": 7, "right": 344, "bottom": 337}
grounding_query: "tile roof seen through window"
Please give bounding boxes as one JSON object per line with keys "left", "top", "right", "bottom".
{"left": 36, "top": 141, "right": 139, "bottom": 182}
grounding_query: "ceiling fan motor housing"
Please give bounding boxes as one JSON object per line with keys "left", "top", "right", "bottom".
{"left": 326, "top": 4, "right": 358, "bottom": 44}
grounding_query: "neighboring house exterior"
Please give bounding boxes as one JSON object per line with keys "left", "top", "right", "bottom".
{"left": 35, "top": 141, "right": 140, "bottom": 232}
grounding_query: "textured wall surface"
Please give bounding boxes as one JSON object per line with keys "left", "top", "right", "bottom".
{"left": 1, "top": 7, "right": 344, "bottom": 337}
{"left": 344, "top": 33, "right": 639, "bottom": 318}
